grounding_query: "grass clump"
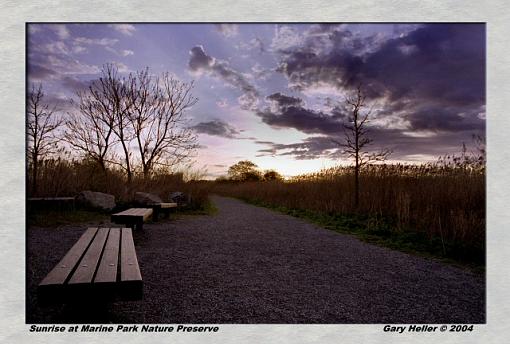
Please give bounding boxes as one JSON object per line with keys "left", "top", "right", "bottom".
{"left": 174, "top": 198, "right": 218, "bottom": 216}
{"left": 28, "top": 209, "right": 108, "bottom": 227}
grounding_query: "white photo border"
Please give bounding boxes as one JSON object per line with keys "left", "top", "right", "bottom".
{"left": 1, "top": 1, "right": 508, "bottom": 343}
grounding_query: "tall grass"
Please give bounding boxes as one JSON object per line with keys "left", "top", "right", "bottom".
{"left": 214, "top": 162, "right": 485, "bottom": 261}
{"left": 28, "top": 157, "right": 211, "bottom": 209}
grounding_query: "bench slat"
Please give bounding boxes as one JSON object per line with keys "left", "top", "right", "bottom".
{"left": 121, "top": 228, "right": 142, "bottom": 283}
{"left": 68, "top": 228, "right": 109, "bottom": 285}
{"left": 114, "top": 208, "right": 152, "bottom": 218}
{"left": 39, "top": 227, "right": 143, "bottom": 303}
{"left": 39, "top": 227, "right": 98, "bottom": 286}
{"left": 159, "top": 202, "right": 177, "bottom": 209}
{"left": 111, "top": 208, "right": 153, "bottom": 230}
{"left": 148, "top": 202, "right": 178, "bottom": 208}
{"left": 94, "top": 228, "right": 121, "bottom": 284}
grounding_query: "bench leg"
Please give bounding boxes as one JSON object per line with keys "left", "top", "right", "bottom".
{"left": 164, "top": 209, "right": 171, "bottom": 219}
{"left": 153, "top": 207, "right": 160, "bottom": 222}
{"left": 135, "top": 221, "right": 143, "bottom": 231}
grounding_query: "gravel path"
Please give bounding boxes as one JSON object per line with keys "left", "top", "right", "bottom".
{"left": 27, "top": 195, "right": 485, "bottom": 323}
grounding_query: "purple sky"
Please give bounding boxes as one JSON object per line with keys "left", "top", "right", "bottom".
{"left": 27, "top": 23, "right": 485, "bottom": 178}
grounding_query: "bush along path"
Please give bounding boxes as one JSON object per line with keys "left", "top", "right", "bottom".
{"left": 27, "top": 196, "right": 485, "bottom": 323}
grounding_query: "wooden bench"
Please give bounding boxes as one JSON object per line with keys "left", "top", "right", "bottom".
{"left": 38, "top": 227, "right": 142, "bottom": 304}
{"left": 149, "top": 202, "right": 178, "bottom": 221}
{"left": 111, "top": 208, "right": 153, "bottom": 230}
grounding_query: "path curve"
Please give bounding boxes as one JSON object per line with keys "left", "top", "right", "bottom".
{"left": 27, "top": 195, "right": 485, "bottom": 323}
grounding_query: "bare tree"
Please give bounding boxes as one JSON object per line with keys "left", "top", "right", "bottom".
{"left": 63, "top": 64, "right": 198, "bottom": 184}
{"left": 27, "top": 84, "right": 63, "bottom": 195}
{"left": 126, "top": 69, "right": 198, "bottom": 178}
{"left": 95, "top": 64, "right": 134, "bottom": 184}
{"left": 63, "top": 85, "right": 117, "bottom": 174}
{"left": 64, "top": 64, "right": 134, "bottom": 183}
{"left": 334, "top": 85, "right": 391, "bottom": 208}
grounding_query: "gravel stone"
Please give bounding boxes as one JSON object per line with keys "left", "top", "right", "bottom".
{"left": 27, "top": 196, "right": 485, "bottom": 323}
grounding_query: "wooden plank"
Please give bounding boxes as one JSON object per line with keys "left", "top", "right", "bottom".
{"left": 159, "top": 202, "right": 177, "bottom": 209}
{"left": 113, "top": 208, "right": 152, "bottom": 218}
{"left": 28, "top": 197, "right": 75, "bottom": 201}
{"left": 111, "top": 208, "right": 152, "bottom": 230}
{"left": 94, "top": 228, "right": 121, "bottom": 284}
{"left": 39, "top": 228, "right": 98, "bottom": 286}
{"left": 112, "top": 208, "right": 152, "bottom": 221}
{"left": 120, "top": 228, "right": 142, "bottom": 283}
{"left": 68, "top": 228, "right": 109, "bottom": 285}
{"left": 141, "top": 208, "right": 152, "bottom": 221}
{"left": 150, "top": 203, "right": 177, "bottom": 221}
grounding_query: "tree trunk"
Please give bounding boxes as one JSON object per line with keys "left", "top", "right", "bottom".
{"left": 354, "top": 157, "right": 359, "bottom": 210}
{"left": 31, "top": 154, "right": 38, "bottom": 196}
{"left": 354, "top": 110, "right": 360, "bottom": 210}
{"left": 143, "top": 165, "right": 150, "bottom": 180}
{"left": 120, "top": 141, "right": 132, "bottom": 185}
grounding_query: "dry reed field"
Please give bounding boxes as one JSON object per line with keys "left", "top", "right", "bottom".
{"left": 30, "top": 147, "right": 485, "bottom": 266}
{"left": 29, "top": 157, "right": 211, "bottom": 209}
{"left": 214, "top": 160, "right": 485, "bottom": 266}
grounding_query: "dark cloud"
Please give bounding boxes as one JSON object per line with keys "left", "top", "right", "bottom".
{"left": 276, "top": 49, "right": 366, "bottom": 92}
{"left": 257, "top": 24, "right": 485, "bottom": 159}
{"left": 188, "top": 46, "right": 213, "bottom": 71}
{"left": 373, "top": 97, "right": 485, "bottom": 135}
{"left": 271, "top": 23, "right": 485, "bottom": 147}
{"left": 256, "top": 127, "right": 478, "bottom": 162}
{"left": 257, "top": 106, "right": 341, "bottom": 135}
{"left": 256, "top": 92, "right": 342, "bottom": 135}
{"left": 267, "top": 92, "right": 303, "bottom": 107}
{"left": 275, "top": 24, "right": 484, "bottom": 105}
{"left": 363, "top": 24, "right": 485, "bottom": 107}
{"left": 189, "top": 45, "right": 259, "bottom": 109}
{"left": 273, "top": 24, "right": 381, "bottom": 93}
{"left": 405, "top": 105, "right": 484, "bottom": 132}
{"left": 330, "top": 105, "right": 350, "bottom": 121}
{"left": 256, "top": 136, "right": 341, "bottom": 160}
{"left": 365, "top": 127, "right": 481, "bottom": 161}
{"left": 191, "top": 120, "right": 241, "bottom": 139}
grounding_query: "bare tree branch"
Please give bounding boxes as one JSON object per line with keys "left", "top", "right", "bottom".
{"left": 332, "top": 84, "right": 392, "bottom": 208}
{"left": 27, "top": 83, "right": 64, "bottom": 195}
{"left": 126, "top": 70, "right": 198, "bottom": 178}
{"left": 62, "top": 64, "right": 199, "bottom": 183}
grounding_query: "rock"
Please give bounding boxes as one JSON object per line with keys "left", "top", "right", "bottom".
{"left": 169, "top": 191, "right": 190, "bottom": 206}
{"left": 134, "top": 192, "right": 162, "bottom": 205}
{"left": 76, "top": 191, "right": 115, "bottom": 210}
